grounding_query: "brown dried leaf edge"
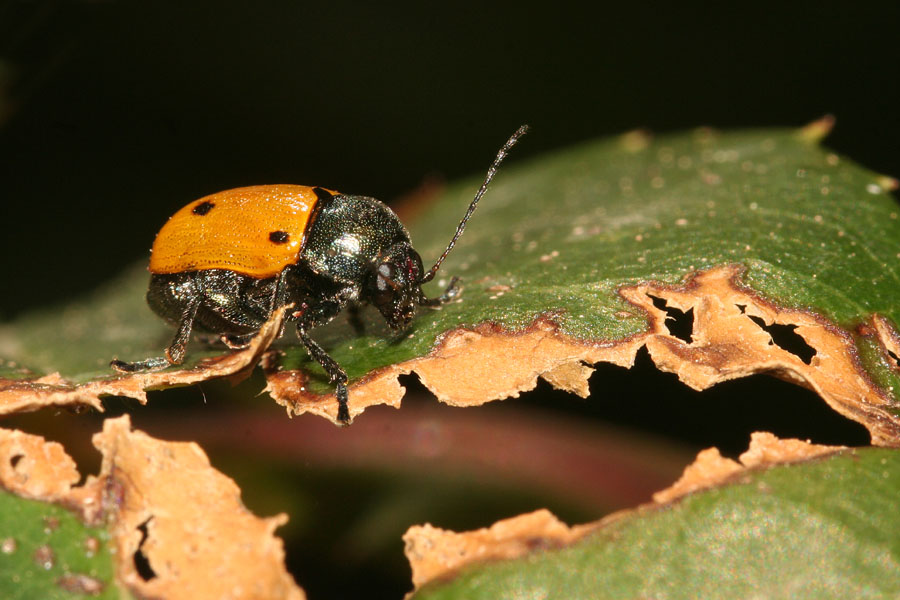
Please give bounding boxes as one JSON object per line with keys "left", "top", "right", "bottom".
{"left": 403, "top": 432, "right": 846, "bottom": 592}
{"left": 3, "top": 266, "right": 900, "bottom": 445}
{"left": 266, "top": 264, "right": 900, "bottom": 444}
{"left": 0, "top": 414, "right": 305, "bottom": 600}
{"left": 0, "top": 305, "right": 289, "bottom": 415}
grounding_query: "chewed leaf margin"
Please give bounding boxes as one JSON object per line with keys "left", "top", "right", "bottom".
{"left": 1, "top": 122, "right": 899, "bottom": 446}
{"left": 0, "top": 415, "right": 305, "bottom": 599}
{"left": 404, "top": 434, "right": 900, "bottom": 599}
{"left": 0, "top": 306, "right": 289, "bottom": 416}
{"left": 266, "top": 265, "right": 900, "bottom": 444}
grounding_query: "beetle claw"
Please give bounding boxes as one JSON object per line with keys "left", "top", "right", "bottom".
{"left": 336, "top": 382, "right": 350, "bottom": 425}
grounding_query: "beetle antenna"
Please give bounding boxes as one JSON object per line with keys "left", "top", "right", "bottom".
{"left": 419, "top": 124, "right": 529, "bottom": 284}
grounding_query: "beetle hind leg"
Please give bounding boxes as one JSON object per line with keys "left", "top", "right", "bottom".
{"left": 110, "top": 355, "right": 170, "bottom": 372}
{"left": 111, "top": 297, "right": 200, "bottom": 373}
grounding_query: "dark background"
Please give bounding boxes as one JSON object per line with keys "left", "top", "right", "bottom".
{"left": 2, "top": 3, "right": 898, "bottom": 317}
{"left": 1, "top": 3, "right": 897, "bottom": 599}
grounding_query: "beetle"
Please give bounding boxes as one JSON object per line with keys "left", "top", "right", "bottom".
{"left": 111, "top": 125, "right": 528, "bottom": 424}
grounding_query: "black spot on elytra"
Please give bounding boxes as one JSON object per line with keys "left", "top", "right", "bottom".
{"left": 192, "top": 201, "right": 214, "bottom": 215}
{"left": 313, "top": 187, "right": 334, "bottom": 202}
{"left": 269, "top": 230, "right": 290, "bottom": 244}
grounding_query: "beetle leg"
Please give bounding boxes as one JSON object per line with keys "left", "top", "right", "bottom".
{"left": 418, "top": 276, "right": 460, "bottom": 307}
{"left": 297, "top": 325, "right": 350, "bottom": 425}
{"left": 268, "top": 268, "right": 293, "bottom": 337}
{"left": 110, "top": 355, "right": 170, "bottom": 372}
{"left": 220, "top": 332, "right": 255, "bottom": 349}
{"left": 163, "top": 296, "right": 201, "bottom": 364}
{"left": 111, "top": 297, "right": 200, "bottom": 372}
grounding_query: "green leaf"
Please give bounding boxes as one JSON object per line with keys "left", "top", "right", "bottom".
{"left": 410, "top": 447, "right": 900, "bottom": 600}
{"left": 0, "top": 491, "right": 123, "bottom": 599}
{"left": 0, "top": 266, "right": 171, "bottom": 382}
{"left": 2, "top": 124, "right": 899, "bottom": 435}
{"left": 268, "top": 123, "right": 900, "bottom": 434}
{"left": 282, "top": 124, "right": 899, "bottom": 371}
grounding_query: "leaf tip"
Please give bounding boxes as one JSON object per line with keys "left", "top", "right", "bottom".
{"left": 618, "top": 129, "right": 652, "bottom": 153}
{"left": 652, "top": 432, "right": 847, "bottom": 504}
{"left": 877, "top": 175, "right": 899, "bottom": 192}
{"left": 404, "top": 509, "right": 587, "bottom": 591}
{"left": 797, "top": 115, "right": 835, "bottom": 143}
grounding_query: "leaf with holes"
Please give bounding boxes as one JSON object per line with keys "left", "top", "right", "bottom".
{"left": 0, "top": 416, "right": 304, "bottom": 599}
{"left": 264, "top": 119, "right": 900, "bottom": 439}
{"left": 2, "top": 120, "right": 900, "bottom": 440}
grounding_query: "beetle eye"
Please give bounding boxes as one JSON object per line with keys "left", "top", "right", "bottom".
{"left": 376, "top": 263, "right": 401, "bottom": 292}
{"left": 370, "top": 247, "right": 421, "bottom": 329}
{"left": 373, "top": 262, "right": 399, "bottom": 309}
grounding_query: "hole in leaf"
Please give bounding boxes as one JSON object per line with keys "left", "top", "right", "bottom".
{"left": 648, "top": 294, "right": 694, "bottom": 343}
{"left": 745, "top": 314, "right": 816, "bottom": 365}
{"left": 134, "top": 519, "right": 157, "bottom": 581}
{"left": 884, "top": 346, "right": 900, "bottom": 369}
{"left": 0, "top": 413, "right": 104, "bottom": 483}
{"left": 10, "top": 454, "right": 24, "bottom": 469}
{"left": 520, "top": 346, "right": 870, "bottom": 455}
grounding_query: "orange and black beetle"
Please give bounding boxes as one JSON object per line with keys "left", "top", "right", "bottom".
{"left": 112, "top": 126, "right": 528, "bottom": 423}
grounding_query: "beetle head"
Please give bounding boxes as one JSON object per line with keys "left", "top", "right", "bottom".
{"left": 369, "top": 243, "right": 425, "bottom": 329}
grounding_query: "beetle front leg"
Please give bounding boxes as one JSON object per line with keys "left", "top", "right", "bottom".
{"left": 297, "top": 325, "right": 350, "bottom": 424}
{"left": 418, "top": 276, "right": 460, "bottom": 307}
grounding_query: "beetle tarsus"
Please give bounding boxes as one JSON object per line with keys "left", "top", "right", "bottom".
{"left": 110, "top": 356, "right": 170, "bottom": 372}
{"left": 220, "top": 333, "right": 255, "bottom": 349}
{"left": 336, "top": 382, "right": 350, "bottom": 425}
{"left": 419, "top": 276, "right": 460, "bottom": 307}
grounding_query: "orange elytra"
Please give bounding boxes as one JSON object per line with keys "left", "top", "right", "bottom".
{"left": 149, "top": 185, "right": 332, "bottom": 279}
